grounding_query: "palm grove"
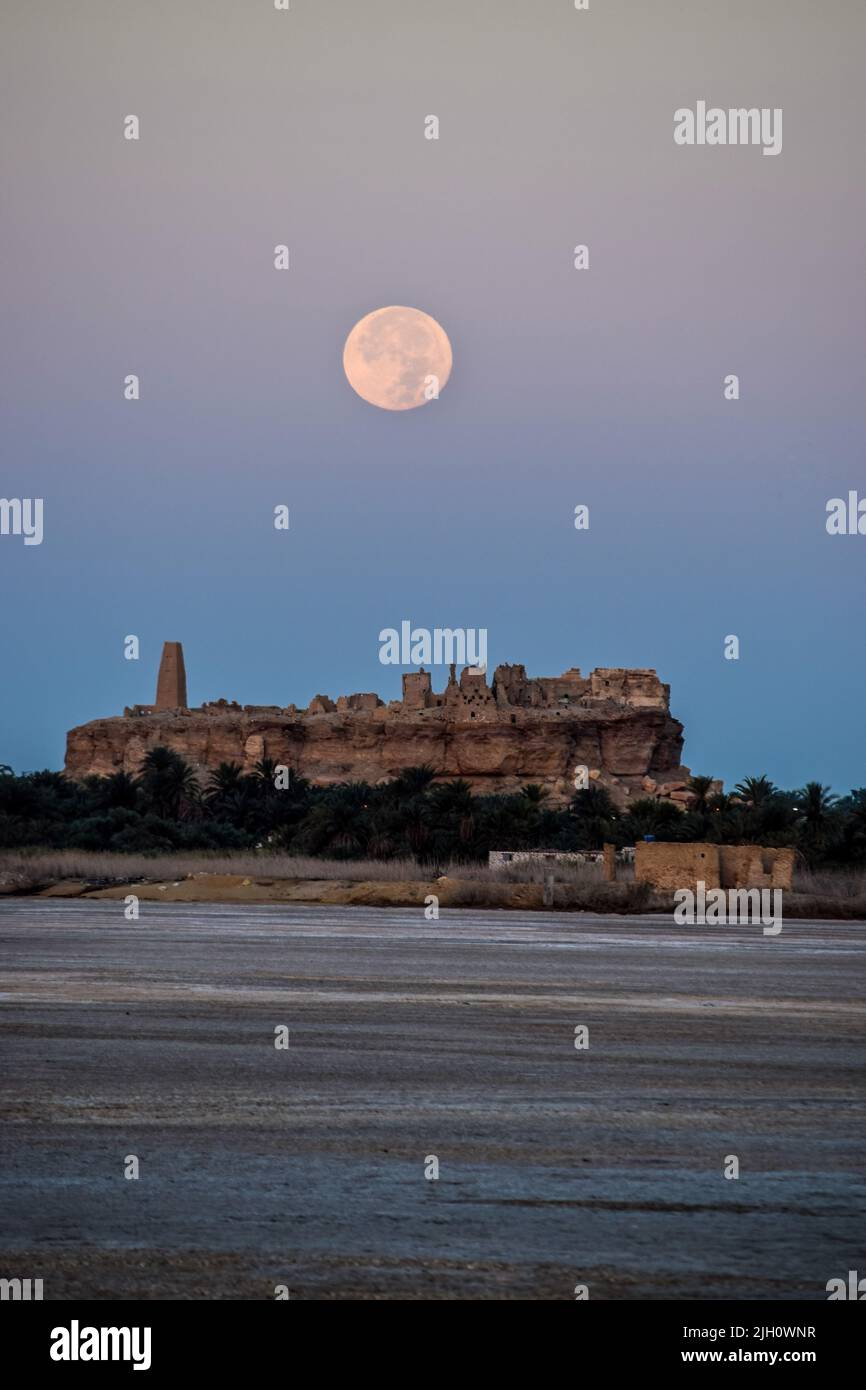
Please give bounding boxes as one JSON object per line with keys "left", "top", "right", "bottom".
{"left": 0, "top": 752, "right": 864, "bottom": 868}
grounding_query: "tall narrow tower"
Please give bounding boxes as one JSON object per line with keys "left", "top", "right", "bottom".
{"left": 154, "top": 641, "right": 188, "bottom": 710}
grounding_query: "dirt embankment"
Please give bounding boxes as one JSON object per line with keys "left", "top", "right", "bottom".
{"left": 30, "top": 873, "right": 662, "bottom": 913}
{"left": 6, "top": 870, "right": 864, "bottom": 918}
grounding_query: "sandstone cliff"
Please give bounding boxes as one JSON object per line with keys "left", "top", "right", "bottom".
{"left": 64, "top": 649, "right": 690, "bottom": 808}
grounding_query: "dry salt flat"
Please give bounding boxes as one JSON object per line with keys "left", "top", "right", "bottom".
{"left": 0, "top": 900, "right": 863, "bottom": 1300}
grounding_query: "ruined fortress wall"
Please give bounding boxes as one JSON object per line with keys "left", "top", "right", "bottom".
{"left": 635, "top": 842, "right": 722, "bottom": 890}
{"left": 768, "top": 849, "right": 796, "bottom": 890}
{"left": 401, "top": 671, "right": 431, "bottom": 708}
{"left": 490, "top": 666, "right": 669, "bottom": 710}
{"left": 717, "top": 846, "right": 766, "bottom": 888}
{"left": 636, "top": 842, "right": 796, "bottom": 892}
{"left": 718, "top": 845, "right": 795, "bottom": 891}
{"left": 590, "top": 669, "right": 668, "bottom": 707}
{"left": 64, "top": 650, "right": 688, "bottom": 805}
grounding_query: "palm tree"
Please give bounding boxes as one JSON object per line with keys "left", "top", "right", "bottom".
{"left": 624, "top": 797, "right": 685, "bottom": 841}
{"left": 570, "top": 784, "right": 615, "bottom": 818}
{"left": 793, "top": 782, "right": 839, "bottom": 863}
{"left": 795, "top": 782, "right": 838, "bottom": 830}
{"left": 520, "top": 784, "right": 550, "bottom": 805}
{"left": 795, "top": 781, "right": 837, "bottom": 824}
{"left": 391, "top": 765, "right": 438, "bottom": 799}
{"left": 138, "top": 747, "right": 198, "bottom": 819}
{"left": 429, "top": 779, "right": 473, "bottom": 814}
{"left": 207, "top": 762, "right": 245, "bottom": 800}
{"left": 205, "top": 762, "right": 257, "bottom": 828}
{"left": 428, "top": 779, "right": 475, "bottom": 850}
{"left": 365, "top": 817, "right": 397, "bottom": 860}
{"left": 100, "top": 770, "right": 139, "bottom": 810}
{"left": 474, "top": 797, "right": 534, "bottom": 853}
{"left": 333, "top": 781, "right": 374, "bottom": 811}
{"left": 569, "top": 784, "right": 617, "bottom": 849}
{"left": 687, "top": 776, "right": 715, "bottom": 814}
{"left": 716, "top": 800, "right": 751, "bottom": 843}
{"left": 311, "top": 784, "right": 373, "bottom": 855}
{"left": 733, "top": 775, "right": 777, "bottom": 807}
{"left": 251, "top": 757, "right": 279, "bottom": 785}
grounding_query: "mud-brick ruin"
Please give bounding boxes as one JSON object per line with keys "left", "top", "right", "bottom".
{"left": 631, "top": 842, "right": 796, "bottom": 892}
{"left": 64, "top": 642, "right": 694, "bottom": 807}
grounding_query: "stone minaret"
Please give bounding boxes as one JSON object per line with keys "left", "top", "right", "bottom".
{"left": 154, "top": 641, "right": 188, "bottom": 710}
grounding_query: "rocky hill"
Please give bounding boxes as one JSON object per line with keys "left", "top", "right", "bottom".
{"left": 64, "top": 645, "right": 691, "bottom": 808}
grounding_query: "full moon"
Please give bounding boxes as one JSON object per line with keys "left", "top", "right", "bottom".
{"left": 342, "top": 305, "right": 452, "bottom": 411}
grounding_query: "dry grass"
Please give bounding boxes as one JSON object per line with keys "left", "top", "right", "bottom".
{"left": 787, "top": 868, "right": 866, "bottom": 918}
{"left": 793, "top": 867, "right": 866, "bottom": 898}
{"left": 0, "top": 849, "right": 425, "bottom": 891}
{"left": 0, "top": 848, "right": 616, "bottom": 891}
{"left": 1, "top": 849, "right": 864, "bottom": 918}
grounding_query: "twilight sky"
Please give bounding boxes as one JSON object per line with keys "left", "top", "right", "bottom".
{"left": 1, "top": 0, "right": 864, "bottom": 792}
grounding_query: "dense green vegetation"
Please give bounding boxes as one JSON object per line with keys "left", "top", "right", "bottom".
{"left": 0, "top": 753, "right": 864, "bottom": 869}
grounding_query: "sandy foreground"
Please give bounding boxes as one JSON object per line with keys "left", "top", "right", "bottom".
{"left": 24, "top": 870, "right": 866, "bottom": 919}
{"left": 36, "top": 872, "right": 543, "bottom": 909}
{"left": 0, "top": 898, "right": 864, "bottom": 1299}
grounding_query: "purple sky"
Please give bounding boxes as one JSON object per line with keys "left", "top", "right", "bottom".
{"left": 1, "top": 0, "right": 864, "bottom": 793}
